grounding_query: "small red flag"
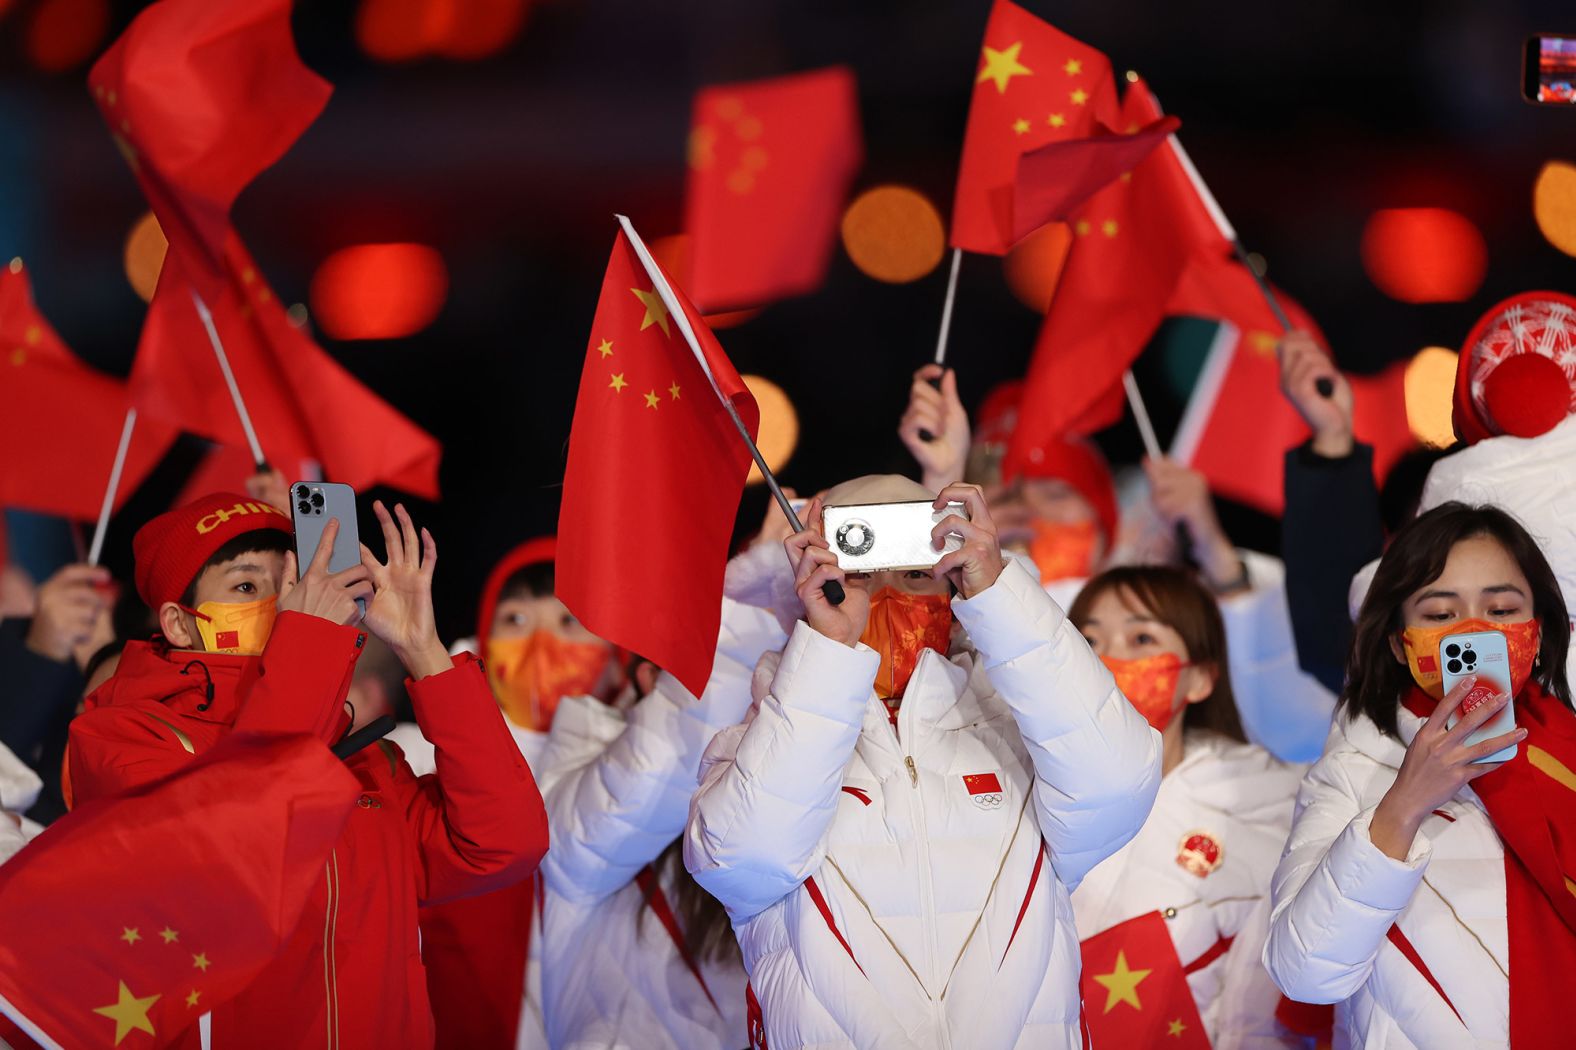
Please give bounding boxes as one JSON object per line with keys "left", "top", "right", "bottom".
{"left": 173, "top": 444, "right": 316, "bottom": 510}
{"left": 556, "top": 226, "right": 758, "bottom": 697}
{"left": 0, "top": 734, "right": 355, "bottom": 1048}
{"left": 684, "top": 67, "right": 862, "bottom": 313}
{"left": 1010, "top": 114, "right": 1180, "bottom": 242}
{"left": 950, "top": 1, "right": 1121, "bottom": 256}
{"left": 1079, "top": 911, "right": 1211, "bottom": 1048}
{"left": 0, "top": 264, "right": 176, "bottom": 521}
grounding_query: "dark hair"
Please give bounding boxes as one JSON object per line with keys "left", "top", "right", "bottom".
{"left": 178, "top": 530, "right": 292, "bottom": 607}
{"left": 498, "top": 561, "right": 554, "bottom": 605}
{"left": 1068, "top": 565, "right": 1246, "bottom": 743}
{"left": 1341, "top": 502, "right": 1573, "bottom": 739}
{"left": 642, "top": 839, "right": 738, "bottom": 966}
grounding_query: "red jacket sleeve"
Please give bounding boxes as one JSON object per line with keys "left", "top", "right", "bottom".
{"left": 232, "top": 612, "right": 364, "bottom": 744}
{"left": 392, "top": 653, "right": 548, "bottom": 906}
{"left": 66, "top": 705, "right": 198, "bottom": 806}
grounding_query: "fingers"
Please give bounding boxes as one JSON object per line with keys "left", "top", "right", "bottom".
{"left": 939, "top": 367, "right": 960, "bottom": 407}
{"left": 1425, "top": 677, "right": 1473, "bottom": 732}
{"left": 1465, "top": 725, "right": 1527, "bottom": 763}
{"left": 933, "top": 483, "right": 993, "bottom": 535}
{"left": 359, "top": 543, "right": 389, "bottom": 585}
{"left": 326, "top": 562, "right": 373, "bottom": 590}
{"left": 395, "top": 504, "right": 420, "bottom": 566}
{"left": 930, "top": 509, "right": 993, "bottom": 552}
{"left": 372, "top": 501, "right": 402, "bottom": 569}
{"left": 793, "top": 543, "right": 839, "bottom": 591}
{"left": 48, "top": 564, "right": 112, "bottom": 588}
{"left": 914, "top": 363, "right": 945, "bottom": 386}
{"left": 1441, "top": 687, "right": 1509, "bottom": 743}
{"left": 799, "top": 557, "right": 847, "bottom": 607}
{"left": 930, "top": 548, "right": 969, "bottom": 581}
{"left": 279, "top": 551, "right": 299, "bottom": 595}
{"left": 420, "top": 528, "right": 437, "bottom": 580}
{"left": 345, "top": 579, "right": 375, "bottom": 613}
{"left": 308, "top": 519, "right": 340, "bottom": 576}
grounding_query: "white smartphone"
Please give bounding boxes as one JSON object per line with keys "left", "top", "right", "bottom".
{"left": 822, "top": 500, "right": 966, "bottom": 573}
{"left": 1441, "top": 629, "right": 1518, "bottom": 764}
{"left": 290, "top": 481, "right": 366, "bottom": 618}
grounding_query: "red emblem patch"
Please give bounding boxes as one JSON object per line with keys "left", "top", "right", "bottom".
{"left": 1176, "top": 830, "right": 1223, "bottom": 877}
{"left": 215, "top": 630, "right": 240, "bottom": 650}
{"left": 962, "top": 772, "right": 1003, "bottom": 809}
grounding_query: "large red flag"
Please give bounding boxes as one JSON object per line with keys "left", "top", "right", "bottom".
{"left": 1010, "top": 113, "right": 1180, "bottom": 242}
{"left": 0, "top": 734, "right": 355, "bottom": 1049}
{"left": 950, "top": 0, "right": 1121, "bottom": 256}
{"left": 1079, "top": 911, "right": 1211, "bottom": 1048}
{"left": 556, "top": 224, "right": 759, "bottom": 697}
{"left": 684, "top": 67, "right": 862, "bottom": 313}
{"left": 91, "top": 0, "right": 443, "bottom": 498}
{"left": 0, "top": 264, "right": 175, "bottom": 520}
{"left": 1170, "top": 259, "right": 1415, "bottom": 514}
{"left": 1007, "top": 80, "right": 1231, "bottom": 458}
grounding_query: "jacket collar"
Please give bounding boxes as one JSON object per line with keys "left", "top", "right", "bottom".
{"left": 85, "top": 638, "right": 259, "bottom": 727}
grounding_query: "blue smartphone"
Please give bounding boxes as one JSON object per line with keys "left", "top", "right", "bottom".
{"left": 290, "top": 481, "right": 366, "bottom": 619}
{"left": 1440, "top": 629, "right": 1518, "bottom": 764}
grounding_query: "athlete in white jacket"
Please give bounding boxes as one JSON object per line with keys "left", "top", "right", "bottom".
{"left": 685, "top": 476, "right": 1162, "bottom": 1050}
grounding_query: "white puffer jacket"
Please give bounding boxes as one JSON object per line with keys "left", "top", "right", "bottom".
{"left": 685, "top": 558, "right": 1162, "bottom": 1050}
{"left": 537, "top": 597, "right": 786, "bottom": 1050}
{"left": 1265, "top": 709, "right": 1511, "bottom": 1048}
{"left": 1072, "top": 732, "right": 1304, "bottom": 1049}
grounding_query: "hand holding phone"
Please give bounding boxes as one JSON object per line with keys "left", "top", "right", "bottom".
{"left": 286, "top": 482, "right": 371, "bottom": 625}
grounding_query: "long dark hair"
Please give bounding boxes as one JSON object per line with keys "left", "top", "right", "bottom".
{"left": 1068, "top": 565, "right": 1246, "bottom": 743}
{"left": 1341, "top": 502, "right": 1573, "bottom": 739}
{"left": 640, "top": 839, "right": 738, "bottom": 965}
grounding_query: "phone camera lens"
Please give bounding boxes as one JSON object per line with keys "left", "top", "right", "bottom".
{"left": 1447, "top": 659, "right": 1463, "bottom": 674}
{"left": 1464, "top": 651, "right": 1477, "bottom": 666}
{"left": 297, "top": 499, "right": 313, "bottom": 515}
{"left": 310, "top": 492, "right": 324, "bottom": 508}
{"left": 1444, "top": 643, "right": 1461, "bottom": 658}
{"left": 295, "top": 485, "right": 310, "bottom": 499}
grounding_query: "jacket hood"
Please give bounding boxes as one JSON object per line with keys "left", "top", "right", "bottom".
{"left": 82, "top": 637, "right": 254, "bottom": 726}
{"left": 1171, "top": 731, "right": 1303, "bottom": 825}
{"left": 476, "top": 536, "right": 557, "bottom": 651}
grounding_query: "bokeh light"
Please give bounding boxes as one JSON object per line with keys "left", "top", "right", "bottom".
{"left": 741, "top": 374, "right": 798, "bottom": 484}
{"left": 649, "top": 234, "right": 759, "bottom": 330}
{"left": 310, "top": 243, "right": 448, "bottom": 341}
{"left": 1359, "top": 207, "right": 1486, "bottom": 304}
{"left": 1002, "top": 222, "right": 1073, "bottom": 312}
{"left": 1404, "top": 345, "right": 1458, "bottom": 447}
{"left": 356, "top": 0, "right": 529, "bottom": 63}
{"left": 26, "top": 0, "right": 109, "bottom": 72}
{"left": 123, "top": 212, "right": 168, "bottom": 304}
{"left": 841, "top": 185, "right": 945, "bottom": 284}
{"left": 1533, "top": 160, "right": 1576, "bottom": 258}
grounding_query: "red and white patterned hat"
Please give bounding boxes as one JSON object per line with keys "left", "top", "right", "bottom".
{"left": 1453, "top": 291, "right": 1576, "bottom": 444}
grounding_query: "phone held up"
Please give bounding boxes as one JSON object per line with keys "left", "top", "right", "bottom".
{"left": 1524, "top": 34, "right": 1576, "bottom": 104}
{"left": 822, "top": 500, "right": 967, "bottom": 573}
{"left": 1440, "top": 628, "right": 1518, "bottom": 764}
{"left": 290, "top": 481, "right": 366, "bottom": 619}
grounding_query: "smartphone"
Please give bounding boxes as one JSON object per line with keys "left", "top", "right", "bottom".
{"left": 290, "top": 481, "right": 365, "bottom": 618}
{"left": 1523, "top": 34, "right": 1576, "bottom": 104}
{"left": 822, "top": 500, "right": 966, "bottom": 573}
{"left": 1441, "top": 629, "right": 1517, "bottom": 764}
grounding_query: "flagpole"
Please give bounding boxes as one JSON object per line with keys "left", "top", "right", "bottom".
{"left": 615, "top": 214, "right": 845, "bottom": 605}
{"left": 917, "top": 247, "right": 964, "bottom": 442}
{"left": 1123, "top": 369, "right": 1198, "bottom": 568}
{"left": 190, "top": 290, "right": 269, "bottom": 470}
{"left": 87, "top": 408, "right": 137, "bottom": 567}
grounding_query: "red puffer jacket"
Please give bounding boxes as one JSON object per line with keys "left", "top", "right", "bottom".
{"left": 65, "top": 612, "right": 549, "bottom": 1050}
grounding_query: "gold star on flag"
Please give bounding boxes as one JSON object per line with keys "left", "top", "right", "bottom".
{"left": 597, "top": 338, "right": 614, "bottom": 358}
{"left": 643, "top": 390, "right": 660, "bottom": 410}
{"left": 93, "top": 981, "right": 159, "bottom": 1046}
{"left": 668, "top": 381, "right": 681, "bottom": 400}
{"left": 9, "top": 349, "right": 24, "bottom": 366}
{"left": 120, "top": 927, "right": 141, "bottom": 945}
{"left": 1101, "top": 220, "right": 1120, "bottom": 238}
{"left": 107, "top": 90, "right": 117, "bottom": 106}
{"left": 1064, "top": 58, "right": 1083, "bottom": 75}
{"left": 629, "top": 287, "right": 672, "bottom": 337}
{"left": 1012, "top": 118, "right": 1030, "bottom": 135}
{"left": 1047, "top": 112, "right": 1066, "bottom": 128}
{"left": 1249, "top": 331, "right": 1279, "bottom": 356}
{"left": 159, "top": 927, "right": 179, "bottom": 945}
{"left": 1070, "top": 88, "right": 1089, "bottom": 106}
{"left": 240, "top": 267, "right": 255, "bottom": 285}
{"left": 24, "top": 325, "right": 41, "bottom": 346}
{"left": 609, "top": 372, "right": 628, "bottom": 392}
{"left": 1167, "top": 1018, "right": 1187, "bottom": 1037}
{"left": 186, "top": 990, "right": 201, "bottom": 1009}
{"left": 1075, "top": 220, "right": 1091, "bottom": 236}
{"left": 1093, "top": 950, "right": 1152, "bottom": 1013}
{"left": 192, "top": 952, "right": 211, "bottom": 972}
{"left": 977, "top": 41, "right": 1032, "bottom": 94}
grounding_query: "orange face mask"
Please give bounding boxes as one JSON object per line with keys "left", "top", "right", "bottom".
{"left": 1101, "top": 652, "right": 1189, "bottom": 731}
{"left": 859, "top": 587, "right": 953, "bottom": 700}
{"left": 1028, "top": 519, "right": 1100, "bottom": 584}
{"left": 1400, "top": 617, "right": 1541, "bottom": 700}
{"left": 485, "top": 630, "right": 611, "bottom": 731}
{"left": 182, "top": 595, "right": 278, "bottom": 656}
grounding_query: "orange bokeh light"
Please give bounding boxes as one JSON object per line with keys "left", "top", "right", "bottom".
{"left": 740, "top": 375, "right": 798, "bottom": 484}
{"left": 1404, "top": 346, "right": 1458, "bottom": 448}
{"left": 123, "top": 212, "right": 168, "bottom": 304}
{"left": 649, "top": 234, "right": 760, "bottom": 330}
{"left": 356, "top": 0, "right": 529, "bottom": 63}
{"left": 26, "top": 0, "right": 109, "bottom": 73}
{"left": 1359, "top": 207, "right": 1486, "bottom": 304}
{"left": 841, "top": 185, "right": 946, "bottom": 284}
{"left": 1533, "top": 160, "right": 1576, "bottom": 258}
{"left": 1002, "top": 222, "right": 1073, "bottom": 313}
{"left": 310, "top": 243, "right": 448, "bottom": 341}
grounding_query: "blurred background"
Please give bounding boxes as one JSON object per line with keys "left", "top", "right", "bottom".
{"left": 2, "top": 0, "right": 1573, "bottom": 640}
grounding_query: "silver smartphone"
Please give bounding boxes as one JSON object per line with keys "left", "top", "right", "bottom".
{"left": 1441, "top": 629, "right": 1518, "bottom": 764}
{"left": 822, "top": 500, "right": 966, "bottom": 573}
{"left": 290, "top": 481, "right": 366, "bottom": 617}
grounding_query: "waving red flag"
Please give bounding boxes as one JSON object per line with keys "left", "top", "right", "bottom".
{"left": 951, "top": 1, "right": 1120, "bottom": 255}
{"left": 1079, "top": 911, "right": 1211, "bottom": 1048}
{"left": 684, "top": 67, "right": 862, "bottom": 313}
{"left": 1010, "top": 113, "right": 1180, "bottom": 242}
{"left": 557, "top": 223, "right": 758, "bottom": 697}
{"left": 0, "top": 264, "right": 175, "bottom": 520}
{"left": 0, "top": 734, "right": 355, "bottom": 1049}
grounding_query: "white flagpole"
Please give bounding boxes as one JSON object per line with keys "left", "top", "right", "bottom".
{"left": 87, "top": 408, "right": 137, "bottom": 567}
{"left": 917, "top": 247, "right": 964, "bottom": 442}
{"left": 190, "top": 290, "right": 267, "bottom": 468}
{"left": 615, "top": 213, "right": 844, "bottom": 604}
{"left": 1122, "top": 370, "right": 1163, "bottom": 461}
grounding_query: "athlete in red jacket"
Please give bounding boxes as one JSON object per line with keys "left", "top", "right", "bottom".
{"left": 65, "top": 492, "right": 548, "bottom": 1049}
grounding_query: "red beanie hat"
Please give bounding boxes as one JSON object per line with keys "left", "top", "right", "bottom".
{"left": 1453, "top": 291, "right": 1576, "bottom": 445}
{"left": 476, "top": 537, "right": 557, "bottom": 649}
{"left": 133, "top": 493, "right": 291, "bottom": 609}
{"left": 1002, "top": 435, "right": 1120, "bottom": 546}
{"left": 974, "top": 380, "right": 1025, "bottom": 448}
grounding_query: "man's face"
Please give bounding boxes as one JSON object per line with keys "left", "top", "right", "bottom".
{"left": 189, "top": 550, "right": 286, "bottom": 607}
{"left": 843, "top": 568, "right": 951, "bottom": 598}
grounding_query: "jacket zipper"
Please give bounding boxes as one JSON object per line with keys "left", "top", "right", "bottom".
{"left": 898, "top": 696, "right": 952, "bottom": 1049}
{"left": 322, "top": 849, "right": 340, "bottom": 1050}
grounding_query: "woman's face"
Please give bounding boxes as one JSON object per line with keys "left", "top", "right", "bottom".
{"left": 1399, "top": 535, "right": 1533, "bottom": 632}
{"left": 1076, "top": 586, "right": 1215, "bottom": 717}
{"left": 491, "top": 593, "right": 609, "bottom": 646}
{"left": 843, "top": 568, "right": 951, "bottom": 598}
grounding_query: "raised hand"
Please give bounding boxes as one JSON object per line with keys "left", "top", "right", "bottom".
{"left": 1277, "top": 329, "right": 1354, "bottom": 458}
{"left": 929, "top": 483, "right": 1005, "bottom": 600}
{"left": 899, "top": 365, "right": 971, "bottom": 493}
{"left": 278, "top": 519, "right": 373, "bottom": 627}
{"left": 785, "top": 496, "right": 870, "bottom": 647}
{"left": 1144, "top": 456, "right": 1245, "bottom": 594}
{"left": 359, "top": 501, "right": 450, "bottom": 679}
{"left": 245, "top": 467, "right": 292, "bottom": 514}
{"left": 25, "top": 564, "right": 110, "bottom": 665}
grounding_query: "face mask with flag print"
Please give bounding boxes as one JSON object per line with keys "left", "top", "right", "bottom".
{"left": 183, "top": 595, "right": 278, "bottom": 656}
{"left": 858, "top": 587, "right": 954, "bottom": 700}
{"left": 1028, "top": 518, "right": 1100, "bottom": 584}
{"left": 1400, "top": 617, "right": 1541, "bottom": 700}
{"left": 485, "top": 631, "right": 612, "bottom": 732}
{"left": 1100, "top": 652, "right": 1189, "bottom": 731}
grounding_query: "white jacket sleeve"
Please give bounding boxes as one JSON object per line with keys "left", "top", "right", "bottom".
{"left": 1220, "top": 551, "right": 1338, "bottom": 765}
{"left": 1263, "top": 743, "right": 1431, "bottom": 1004}
{"left": 684, "top": 620, "right": 879, "bottom": 919}
{"left": 541, "top": 597, "right": 785, "bottom": 906}
{"left": 951, "top": 558, "right": 1162, "bottom": 890}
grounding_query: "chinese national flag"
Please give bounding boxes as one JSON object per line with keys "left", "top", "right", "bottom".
{"left": 950, "top": 0, "right": 1121, "bottom": 256}
{"left": 0, "top": 734, "right": 355, "bottom": 1049}
{"left": 0, "top": 264, "right": 176, "bottom": 520}
{"left": 92, "top": 0, "right": 443, "bottom": 498}
{"left": 684, "top": 67, "right": 862, "bottom": 313}
{"left": 1169, "top": 259, "right": 1416, "bottom": 514}
{"left": 1079, "top": 911, "right": 1210, "bottom": 1048}
{"left": 1010, "top": 113, "right": 1180, "bottom": 242}
{"left": 173, "top": 444, "right": 316, "bottom": 510}
{"left": 557, "top": 226, "right": 759, "bottom": 698}
{"left": 1006, "top": 79, "right": 1231, "bottom": 459}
